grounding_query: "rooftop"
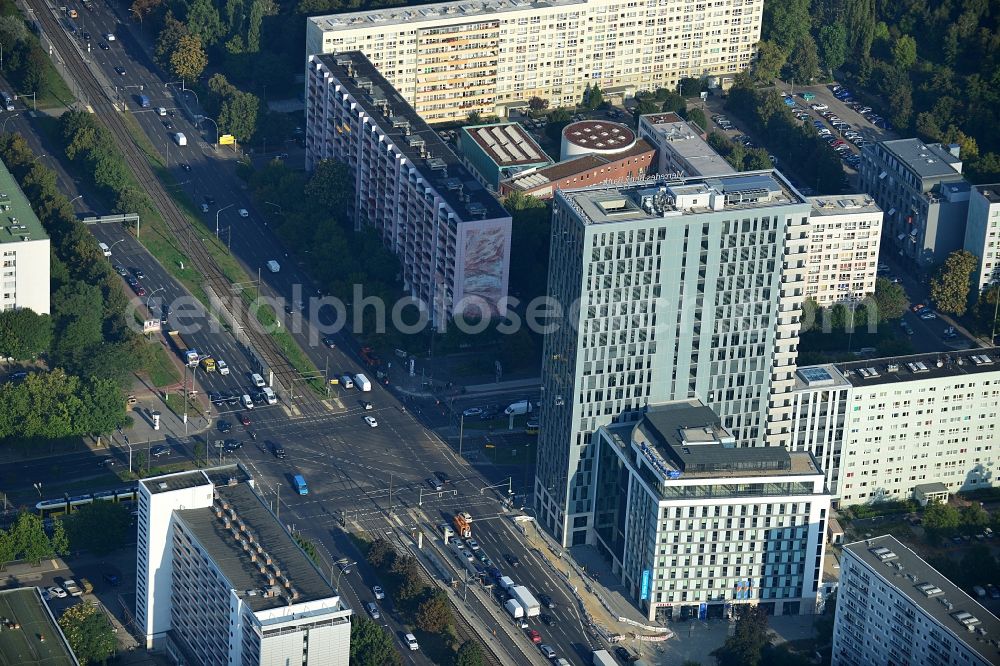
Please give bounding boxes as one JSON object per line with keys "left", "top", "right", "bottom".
{"left": 639, "top": 114, "right": 735, "bottom": 178}
{"left": 141, "top": 465, "right": 248, "bottom": 495}
{"left": 844, "top": 535, "right": 1000, "bottom": 662}
{"left": 174, "top": 481, "right": 338, "bottom": 614}
{"left": 876, "top": 139, "right": 964, "bottom": 181}
{"left": 310, "top": 0, "right": 587, "bottom": 32}
{"left": 312, "top": 52, "right": 508, "bottom": 222}
{"left": 0, "top": 159, "right": 49, "bottom": 246}
{"left": 503, "top": 141, "right": 654, "bottom": 191}
{"left": 976, "top": 184, "right": 1000, "bottom": 204}
{"left": 462, "top": 122, "right": 550, "bottom": 167}
{"left": 562, "top": 121, "right": 635, "bottom": 151}
{"left": 831, "top": 348, "right": 1000, "bottom": 388}
{"left": 631, "top": 400, "right": 821, "bottom": 480}
{"left": 807, "top": 194, "right": 882, "bottom": 217}
{"left": 0, "top": 588, "right": 78, "bottom": 666}
{"left": 556, "top": 170, "right": 807, "bottom": 225}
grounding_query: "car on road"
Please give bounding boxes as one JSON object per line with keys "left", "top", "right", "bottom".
{"left": 462, "top": 407, "right": 483, "bottom": 417}
{"left": 901, "top": 322, "right": 914, "bottom": 336}
{"left": 538, "top": 593, "right": 555, "bottom": 609}
{"left": 373, "top": 585, "right": 385, "bottom": 600}
{"left": 102, "top": 572, "right": 120, "bottom": 586}
{"left": 217, "top": 359, "right": 229, "bottom": 375}
{"left": 218, "top": 420, "right": 232, "bottom": 433}
{"left": 47, "top": 586, "right": 68, "bottom": 599}
{"left": 135, "top": 286, "right": 146, "bottom": 296}
{"left": 105, "top": 32, "right": 115, "bottom": 41}
{"left": 539, "top": 644, "right": 557, "bottom": 660}
{"left": 114, "top": 264, "right": 127, "bottom": 276}
{"left": 180, "top": 163, "right": 191, "bottom": 171}
{"left": 428, "top": 477, "right": 443, "bottom": 491}
{"left": 126, "top": 276, "right": 138, "bottom": 286}
{"left": 98, "top": 41, "right": 109, "bottom": 50}
{"left": 920, "top": 310, "right": 938, "bottom": 320}
{"left": 239, "top": 208, "right": 249, "bottom": 218}
{"left": 541, "top": 613, "right": 556, "bottom": 626}
{"left": 224, "top": 440, "right": 243, "bottom": 451}
{"left": 82, "top": 31, "right": 90, "bottom": 40}
{"left": 911, "top": 303, "right": 926, "bottom": 313}
{"left": 364, "top": 415, "right": 378, "bottom": 428}
{"left": 322, "top": 336, "right": 337, "bottom": 348}
{"left": 465, "top": 538, "right": 480, "bottom": 550}
{"left": 150, "top": 445, "right": 170, "bottom": 457}
{"left": 63, "top": 580, "right": 83, "bottom": 597}
{"left": 163, "top": 121, "right": 174, "bottom": 130}
{"left": 98, "top": 457, "right": 115, "bottom": 467}
{"left": 114, "top": 66, "right": 126, "bottom": 75}
{"left": 527, "top": 629, "right": 542, "bottom": 644}
{"left": 366, "top": 602, "right": 380, "bottom": 619}
{"left": 251, "top": 372, "right": 265, "bottom": 388}
{"left": 239, "top": 413, "right": 251, "bottom": 426}
{"left": 200, "top": 203, "right": 210, "bottom": 213}
{"left": 504, "top": 553, "right": 520, "bottom": 567}
{"left": 989, "top": 584, "right": 1000, "bottom": 599}
{"left": 133, "top": 269, "right": 145, "bottom": 279}
{"left": 271, "top": 442, "right": 286, "bottom": 459}
{"left": 404, "top": 634, "right": 419, "bottom": 651}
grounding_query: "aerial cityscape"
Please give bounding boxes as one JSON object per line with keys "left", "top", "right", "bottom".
{"left": 0, "top": 0, "right": 998, "bottom": 663}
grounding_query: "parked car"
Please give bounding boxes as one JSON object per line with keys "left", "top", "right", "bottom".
{"left": 366, "top": 602, "right": 380, "bottom": 619}
{"left": 364, "top": 415, "right": 378, "bottom": 428}
{"left": 920, "top": 311, "right": 938, "bottom": 320}
{"left": 239, "top": 413, "right": 251, "bottom": 426}
{"left": 150, "top": 445, "right": 169, "bottom": 457}
{"left": 218, "top": 420, "right": 232, "bottom": 433}
{"left": 373, "top": 585, "right": 385, "bottom": 600}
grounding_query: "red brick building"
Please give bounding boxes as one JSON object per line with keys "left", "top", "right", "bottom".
{"left": 498, "top": 140, "right": 656, "bottom": 199}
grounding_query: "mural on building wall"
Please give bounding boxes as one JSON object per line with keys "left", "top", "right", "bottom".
{"left": 461, "top": 223, "right": 508, "bottom": 317}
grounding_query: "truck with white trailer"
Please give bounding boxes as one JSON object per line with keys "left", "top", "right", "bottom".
{"left": 354, "top": 373, "right": 372, "bottom": 392}
{"left": 592, "top": 650, "right": 616, "bottom": 666}
{"left": 504, "top": 598, "right": 524, "bottom": 619}
{"left": 510, "top": 586, "right": 540, "bottom": 617}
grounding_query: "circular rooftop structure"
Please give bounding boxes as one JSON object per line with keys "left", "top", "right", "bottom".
{"left": 560, "top": 121, "right": 637, "bottom": 160}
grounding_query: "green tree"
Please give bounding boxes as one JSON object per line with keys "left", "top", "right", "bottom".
{"left": 528, "top": 97, "right": 548, "bottom": 111}
{"left": 455, "top": 640, "right": 484, "bottom": 666}
{"left": 58, "top": 602, "right": 117, "bottom": 666}
{"left": 391, "top": 555, "right": 422, "bottom": 600}
{"left": 634, "top": 98, "right": 660, "bottom": 116}
{"left": 923, "top": 502, "right": 961, "bottom": 532}
{"left": 583, "top": 84, "right": 604, "bottom": 110}
{"left": 844, "top": 0, "right": 876, "bottom": 60}
{"left": 51, "top": 518, "right": 69, "bottom": 557}
{"left": 505, "top": 192, "right": 551, "bottom": 302}
{"left": 0, "top": 308, "right": 52, "bottom": 360}
{"left": 892, "top": 35, "right": 918, "bottom": 71}
{"left": 304, "top": 160, "right": 353, "bottom": 212}
{"left": 350, "top": 616, "right": 401, "bottom": 666}
{"left": 677, "top": 77, "right": 703, "bottom": 98}
{"left": 65, "top": 503, "right": 132, "bottom": 555}
{"left": 929, "top": 250, "right": 979, "bottom": 316}
{"left": 366, "top": 538, "right": 394, "bottom": 568}
{"left": 976, "top": 284, "right": 1000, "bottom": 337}
{"left": 130, "top": 0, "right": 163, "bottom": 23}
{"left": 762, "top": 0, "right": 811, "bottom": 51}
{"left": 185, "top": 0, "right": 226, "bottom": 46}
{"left": 753, "top": 40, "right": 787, "bottom": 83}
{"left": 170, "top": 33, "right": 208, "bottom": 82}
{"left": 293, "top": 533, "right": 319, "bottom": 564}
{"left": 713, "top": 605, "right": 770, "bottom": 666}
{"left": 218, "top": 90, "right": 260, "bottom": 142}
{"left": 686, "top": 107, "right": 707, "bottom": 131}
{"left": 193, "top": 440, "right": 206, "bottom": 467}
{"left": 785, "top": 35, "right": 820, "bottom": 84}
{"left": 817, "top": 24, "right": 847, "bottom": 76}
{"left": 415, "top": 589, "right": 453, "bottom": 633}
{"left": 961, "top": 504, "right": 991, "bottom": 532}
{"left": 869, "top": 277, "right": 908, "bottom": 322}
{"left": 154, "top": 13, "right": 188, "bottom": 70}
{"left": 11, "top": 512, "right": 54, "bottom": 564}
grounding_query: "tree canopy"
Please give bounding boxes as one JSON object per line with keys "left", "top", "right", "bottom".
{"left": 349, "top": 617, "right": 400, "bottom": 666}
{"left": 58, "top": 603, "right": 117, "bottom": 666}
{"left": 64, "top": 503, "right": 133, "bottom": 555}
{"left": 930, "top": 250, "right": 979, "bottom": 316}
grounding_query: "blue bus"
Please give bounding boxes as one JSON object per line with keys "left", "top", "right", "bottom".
{"left": 137, "top": 94, "right": 151, "bottom": 108}
{"left": 293, "top": 474, "right": 308, "bottom": 495}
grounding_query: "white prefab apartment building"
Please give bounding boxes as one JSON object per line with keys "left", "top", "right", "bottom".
{"left": 637, "top": 113, "right": 736, "bottom": 178}
{"left": 306, "top": 0, "right": 763, "bottom": 123}
{"left": 804, "top": 195, "right": 883, "bottom": 305}
{"left": 964, "top": 184, "right": 1000, "bottom": 294}
{"left": 834, "top": 535, "right": 1000, "bottom": 666}
{"left": 593, "top": 400, "right": 830, "bottom": 623}
{"left": 136, "top": 466, "right": 352, "bottom": 665}
{"left": 789, "top": 349, "right": 1000, "bottom": 506}
{"left": 534, "top": 171, "right": 811, "bottom": 547}
{"left": 306, "top": 52, "right": 512, "bottom": 322}
{"left": 0, "top": 159, "right": 50, "bottom": 315}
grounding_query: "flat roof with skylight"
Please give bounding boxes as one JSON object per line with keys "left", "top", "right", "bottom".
{"left": 807, "top": 195, "right": 882, "bottom": 217}
{"left": 0, "top": 159, "right": 48, "bottom": 246}
{"left": 310, "top": 0, "right": 587, "bottom": 32}
{"left": 833, "top": 348, "right": 1000, "bottom": 387}
{"left": 875, "top": 139, "right": 964, "bottom": 180}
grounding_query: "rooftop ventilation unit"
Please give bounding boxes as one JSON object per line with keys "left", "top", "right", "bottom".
{"left": 869, "top": 546, "right": 897, "bottom": 561}
{"left": 915, "top": 582, "right": 943, "bottom": 597}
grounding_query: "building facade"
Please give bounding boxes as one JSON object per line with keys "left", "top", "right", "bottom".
{"left": 637, "top": 113, "right": 735, "bottom": 178}
{"left": 593, "top": 400, "right": 830, "bottom": 623}
{"left": 498, "top": 143, "right": 655, "bottom": 199}
{"left": 858, "top": 139, "right": 969, "bottom": 267}
{"left": 834, "top": 535, "right": 1000, "bottom": 666}
{"left": 306, "top": 0, "right": 764, "bottom": 123}
{"left": 305, "top": 52, "right": 512, "bottom": 322}
{"left": 0, "top": 159, "right": 50, "bottom": 315}
{"left": 964, "top": 185, "right": 1000, "bottom": 294}
{"left": 789, "top": 349, "right": 1000, "bottom": 506}
{"left": 457, "top": 122, "right": 551, "bottom": 190}
{"left": 534, "top": 171, "right": 810, "bottom": 546}
{"left": 136, "top": 466, "right": 352, "bottom": 665}
{"left": 804, "top": 195, "right": 883, "bottom": 305}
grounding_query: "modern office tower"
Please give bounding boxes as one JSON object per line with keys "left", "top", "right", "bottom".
{"left": 305, "top": 52, "right": 512, "bottom": 322}
{"left": 135, "top": 465, "right": 352, "bottom": 665}
{"left": 306, "top": 0, "right": 763, "bottom": 123}
{"left": 637, "top": 113, "right": 736, "bottom": 178}
{"left": 834, "top": 535, "right": 1000, "bottom": 666}
{"left": 592, "top": 400, "right": 830, "bottom": 623}
{"left": 803, "top": 195, "right": 883, "bottom": 305}
{"left": 0, "top": 588, "right": 80, "bottom": 665}
{"left": 964, "top": 184, "right": 1000, "bottom": 294}
{"left": 858, "top": 139, "right": 970, "bottom": 267}
{"left": 790, "top": 349, "right": 1000, "bottom": 506}
{"left": 457, "top": 122, "right": 552, "bottom": 191}
{"left": 0, "top": 159, "right": 50, "bottom": 315}
{"left": 534, "top": 171, "right": 811, "bottom": 546}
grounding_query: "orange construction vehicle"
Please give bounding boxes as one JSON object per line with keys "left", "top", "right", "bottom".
{"left": 453, "top": 511, "right": 473, "bottom": 539}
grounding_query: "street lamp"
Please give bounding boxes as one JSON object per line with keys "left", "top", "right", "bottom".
{"left": 69, "top": 194, "right": 83, "bottom": 206}
{"left": 201, "top": 116, "right": 220, "bottom": 148}
{"left": 215, "top": 203, "right": 234, "bottom": 237}
{"left": 33, "top": 482, "right": 42, "bottom": 497}
{"left": 332, "top": 558, "right": 356, "bottom": 590}
{"left": 1, "top": 113, "right": 18, "bottom": 134}
{"left": 109, "top": 238, "right": 127, "bottom": 254}
{"left": 146, "top": 286, "right": 165, "bottom": 309}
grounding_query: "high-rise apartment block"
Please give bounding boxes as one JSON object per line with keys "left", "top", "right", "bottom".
{"left": 859, "top": 139, "right": 970, "bottom": 267}
{"left": 964, "top": 184, "right": 1000, "bottom": 294}
{"left": 306, "top": 52, "right": 512, "bottom": 321}
{"left": 0, "top": 159, "right": 50, "bottom": 315}
{"left": 593, "top": 400, "right": 830, "bottom": 622}
{"left": 804, "top": 195, "right": 883, "bottom": 305}
{"left": 306, "top": 0, "right": 763, "bottom": 123}
{"left": 834, "top": 535, "right": 1000, "bottom": 666}
{"left": 534, "top": 171, "right": 810, "bottom": 546}
{"left": 136, "top": 466, "right": 352, "bottom": 665}
{"left": 790, "top": 349, "right": 1000, "bottom": 506}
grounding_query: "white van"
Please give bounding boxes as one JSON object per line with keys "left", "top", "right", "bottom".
{"left": 262, "top": 387, "right": 277, "bottom": 405}
{"left": 266, "top": 260, "right": 280, "bottom": 273}
{"left": 173, "top": 132, "right": 187, "bottom": 146}
{"left": 251, "top": 373, "right": 265, "bottom": 388}
{"left": 241, "top": 394, "right": 254, "bottom": 409}
{"left": 98, "top": 242, "right": 111, "bottom": 257}
{"left": 339, "top": 375, "right": 354, "bottom": 390}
